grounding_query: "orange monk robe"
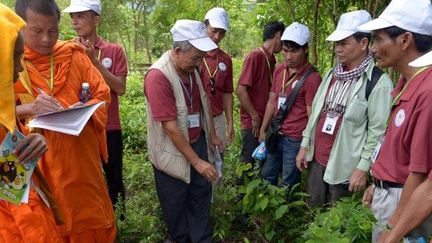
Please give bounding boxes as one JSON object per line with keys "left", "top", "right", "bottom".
{"left": 15, "top": 41, "right": 116, "bottom": 242}
{"left": 0, "top": 4, "right": 62, "bottom": 242}
{"left": 0, "top": 126, "right": 63, "bottom": 243}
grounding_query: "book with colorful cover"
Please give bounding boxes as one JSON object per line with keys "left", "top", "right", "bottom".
{"left": 0, "top": 130, "right": 38, "bottom": 204}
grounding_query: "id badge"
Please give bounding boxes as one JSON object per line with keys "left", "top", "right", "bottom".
{"left": 187, "top": 113, "right": 200, "bottom": 128}
{"left": 321, "top": 115, "right": 339, "bottom": 135}
{"left": 278, "top": 93, "right": 287, "bottom": 110}
{"left": 371, "top": 135, "right": 385, "bottom": 163}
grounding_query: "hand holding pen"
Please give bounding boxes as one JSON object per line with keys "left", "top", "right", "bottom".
{"left": 32, "top": 88, "right": 64, "bottom": 115}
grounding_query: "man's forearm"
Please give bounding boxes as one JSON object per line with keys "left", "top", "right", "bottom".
{"left": 222, "top": 93, "right": 233, "bottom": 124}
{"left": 389, "top": 172, "right": 427, "bottom": 225}
{"left": 162, "top": 120, "right": 201, "bottom": 166}
{"left": 93, "top": 61, "right": 126, "bottom": 95}
{"left": 388, "top": 179, "right": 432, "bottom": 241}
{"left": 236, "top": 85, "right": 258, "bottom": 118}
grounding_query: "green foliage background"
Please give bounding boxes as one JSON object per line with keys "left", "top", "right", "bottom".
{"left": 3, "top": 0, "right": 391, "bottom": 241}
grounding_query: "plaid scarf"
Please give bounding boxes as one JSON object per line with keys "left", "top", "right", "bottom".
{"left": 325, "top": 54, "right": 373, "bottom": 117}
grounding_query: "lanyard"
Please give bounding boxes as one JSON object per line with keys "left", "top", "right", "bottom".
{"left": 391, "top": 66, "right": 429, "bottom": 107}
{"left": 203, "top": 53, "right": 219, "bottom": 78}
{"left": 97, "top": 49, "right": 101, "bottom": 61}
{"left": 179, "top": 74, "right": 194, "bottom": 110}
{"left": 259, "top": 47, "right": 273, "bottom": 83}
{"left": 385, "top": 66, "right": 430, "bottom": 127}
{"left": 28, "top": 51, "right": 54, "bottom": 95}
{"left": 281, "top": 69, "right": 298, "bottom": 92}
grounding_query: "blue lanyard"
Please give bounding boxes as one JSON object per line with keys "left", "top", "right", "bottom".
{"left": 179, "top": 74, "right": 193, "bottom": 110}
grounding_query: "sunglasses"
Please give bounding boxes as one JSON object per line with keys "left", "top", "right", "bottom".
{"left": 209, "top": 77, "right": 216, "bottom": 95}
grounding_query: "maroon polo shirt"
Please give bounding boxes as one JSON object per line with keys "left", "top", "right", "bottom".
{"left": 238, "top": 46, "right": 276, "bottom": 129}
{"left": 144, "top": 69, "right": 202, "bottom": 142}
{"left": 199, "top": 48, "right": 233, "bottom": 116}
{"left": 271, "top": 62, "right": 321, "bottom": 140}
{"left": 314, "top": 77, "right": 343, "bottom": 166}
{"left": 372, "top": 67, "right": 432, "bottom": 184}
{"left": 78, "top": 36, "right": 128, "bottom": 131}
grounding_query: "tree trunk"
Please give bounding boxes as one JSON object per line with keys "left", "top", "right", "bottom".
{"left": 311, "top": 0, "right": 321, "bottom": 66}
{"left": 286, "top": 0, "right": 296, "bottom": 22}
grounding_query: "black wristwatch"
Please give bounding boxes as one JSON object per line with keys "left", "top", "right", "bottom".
{"left": 385, "top": 223, "right": 392, "bottom": 232}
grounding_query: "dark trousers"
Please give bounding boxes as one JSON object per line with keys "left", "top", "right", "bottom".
{"left": 306, "top": 160, "right": 351, "bottom": 207}
{"left": 103, "top": 130, "right": 126, "bottom": 214}
{"left": 240, "top": 129, "right": 259, "bottom": 165}
{"left": 153, "top": 133, "right": 212, "bottom": 243}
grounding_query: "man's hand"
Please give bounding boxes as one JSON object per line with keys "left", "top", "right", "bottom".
{"left": 362, "top": 184, "right": 375, "bottom": 208}
{"left": 32, "top": 93, "right": 63, "bottom": 115}
{"left": 251, "top": 113, "right": 262, "bottom": 138}
{"left": 85, "top": 40, "right": 99, "bottom": 64}
{"left": 192, "top": 159, "right": 217, "bottom": 182}
{"left": 211, "top": 134, "right": 224, "bottom": 152}
{"left": 296, "top": 146, "right": 308, "bottom": 171}
{"left": 377, "top": 230, "right": 391, "bottom": 243}
{"left": 14, "top": 134, "right": 48, "bottom": 164}
{"left": 226, "top": 122, "right": 235, "bottom": 145}
{"left": 349, "top": 168, "right": 367, "bottom": 192}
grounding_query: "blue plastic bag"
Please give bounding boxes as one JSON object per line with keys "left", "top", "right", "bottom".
{"left": 252, "top": 141, "right": 267, "bottom": 161}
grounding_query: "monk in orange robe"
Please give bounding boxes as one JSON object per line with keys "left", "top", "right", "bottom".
{"left": 14, "top": 0, "right": 116, "bottom": 242}
{"left": 0, "top": 3, "right": 62, "bottom": 242}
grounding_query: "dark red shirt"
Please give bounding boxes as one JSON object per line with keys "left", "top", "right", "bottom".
{"left": 271, "top": 62, "right": 321, "bottom": 139}
{"left": 372, "top": 67, "right": 432, "bottom": 184}
{"left": 144, "top": 69, "right": 202, "bottom": 142}
{"left": 238, "top": 46, "right": 275, "bottom": 129}
{"left": 199, "top": 48, "right": 233, "bottom": 116}
{"left": 314, "top": 77, "right": 343, "bottom": 166}
{"left": 79, "top": 37, "right": 128, "bottom": 131}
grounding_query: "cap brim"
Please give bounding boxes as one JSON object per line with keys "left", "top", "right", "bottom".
{"left": 208, "top": 20, "right": 228, "bottom": 32}
{"left": 409, "top": 50, "right": 432, "bottom": 67}
{"left": 189, "top": 37, "right": 218, "bottom": 52}
{"left": 358, "top": 18, "right": 393, "bottom": 32}
{"left": 281, "top": 36, "right": 307, "bottom": 46}
{"left": 63, "top": 5, "right": 91, "bottom": 13}
{"left": 326, "top": 30, "right": 355, "bottom": 41}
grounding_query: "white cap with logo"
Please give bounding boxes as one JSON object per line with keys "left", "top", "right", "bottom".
{"left": 326, "top": 10, "right": 371, "bottom": 41}
{"left": 63, "top": 0, "right": 101, "bottom": 15}
{"left": 171, "top": 19, "right": 218, "bottom": 52}
{"left": 358, "top": 0, "right": 432, "bottom": 36}
{"left": 281, "top": 22, "right": 310, "bottom": 45}
{"left": 204, "top": 7, "right": 229, "bottom": 32}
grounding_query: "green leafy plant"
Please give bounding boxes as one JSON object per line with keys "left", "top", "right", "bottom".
{"left": 302, "top": 197, "right": 376, "bottom": 243}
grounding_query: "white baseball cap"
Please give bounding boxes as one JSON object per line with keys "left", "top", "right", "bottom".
{"left": 326, "top": 10, "right": 371, "bottom": 41}
{"left": 171, "top": 19, "right": 218, "bottom": 52}
{"left": 409, "top": 50, "right": 432, "bottom": 67}
{"left": 204, "top": 7, "right": 229, "bottom": 32}
{"left": 63, "top": 0, "right": 101, "bottom": 15}
{"left": 281, "top": 22, "right": 310, "bottom": 45}
{"left": 358, "top": 0, "right": 432, "bottom": 36}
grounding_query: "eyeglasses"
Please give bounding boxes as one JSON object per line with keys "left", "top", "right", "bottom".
{"left": 209, "top": 77, "right": 216, "bottom": 95}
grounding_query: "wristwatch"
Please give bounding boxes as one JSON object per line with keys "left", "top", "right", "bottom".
{"left": 385, "top": 223, "right": 392, "bottom": 232}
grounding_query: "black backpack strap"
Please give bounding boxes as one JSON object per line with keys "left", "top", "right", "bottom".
{"left": 271, "top": 67, "right": 316, "bottom": 131}
{"left": 365, "top": 66, "right": 384, "bottom": 100}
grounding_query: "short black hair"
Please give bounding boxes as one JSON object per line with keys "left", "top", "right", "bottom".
{"left": 352, "top": 32, "right": 371, "bottom": 44}
{"left": 263, "top": 21, "right": 285, "bottom": 41}
{"left": 15, "top": 0, "right": 60, "bottom": 21}
{"left": 282, "top": 40, "right": 308, "bottom": 50}
{"left": 381, "top": 26, "right": 432, "bottom": 53}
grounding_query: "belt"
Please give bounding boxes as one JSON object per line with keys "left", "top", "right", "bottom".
{"left": 372, "top": 178, "right": 404, "bottom": 189}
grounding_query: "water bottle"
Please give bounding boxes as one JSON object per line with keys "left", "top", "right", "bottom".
{"left": 79, "top": 82, "right": 92, "bottom": 103}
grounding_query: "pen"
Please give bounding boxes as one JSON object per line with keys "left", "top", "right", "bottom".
{"left": 36, "top": 88, "right": 63, "bottom": 110}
